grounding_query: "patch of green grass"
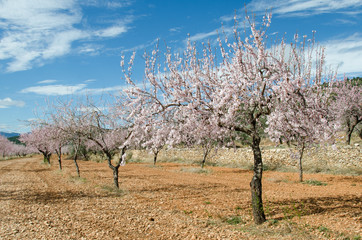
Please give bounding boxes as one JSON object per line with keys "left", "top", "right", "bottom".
{"left": 204, "top": 201, "right": 211, "bottom": 205}
{"left": 304, "top": 164, "right": 362, "bottom": 176}
{"left": 224, "top": 216, "right": 245, "bottom": 225}
{"left": 303, "top": 179, "right": 327, "bottom": 186}
{"left": 267, "top": 219, "right": 279, "bottom": 225}
{"left": 281, "top": 201, "right": 306, "bottom": 219}
{"left": 183, "top": 210, "right": 193, "bottom": 215}
{"left": 99, "top": 185, "right": 127, "bottom": 196}
{"left": 263, "top": 163, "right": 282, "bottom": 171}
{"left": 317, "top": 225, "right": 331, "bottom": 238}
{"left": 235, "top": 205, "right": 243, "bottom": 210}
{"left": 318, "top": 225, "right": 329, "bottom": 233}
{"left": 146, "top": 164, "right": 163, "bottom": 168}
{"left": 180, "top": 167, "right": 212, "bottom": 174}
{"left": 128, "top": 158, "right": 144, "bottom": 163}
{"left": 88, "top": 153, "right": 105, "bottom": 163}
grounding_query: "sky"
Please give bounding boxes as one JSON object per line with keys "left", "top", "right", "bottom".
{"left": 0, "top": 0, "right": 362, "bottom": 133}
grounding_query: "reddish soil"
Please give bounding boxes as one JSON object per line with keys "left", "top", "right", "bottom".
{"left": 0, "top": 155, "right": 361, "bottom": 239}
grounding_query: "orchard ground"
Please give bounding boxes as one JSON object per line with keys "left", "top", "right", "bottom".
{"left": 1, "top": 153, "right": 361, "bottom": 240}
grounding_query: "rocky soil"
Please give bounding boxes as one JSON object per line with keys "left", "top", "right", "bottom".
{"left": 0, "top": 155, "right": 361, "bottom": 239}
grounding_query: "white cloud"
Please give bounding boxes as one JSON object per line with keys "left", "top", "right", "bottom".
{"left": 0, "top": 124, "right": 10, "bottom": 130}
{"left": 0, "top": 0, "right": 83, "bottom": 72}
{"left": 20, "top": 84, "right": 87, "bottom": 96}
{"left": 169, "top": 27, "right": 182, "bottom": 33}
{"left": 82, "top": 0, "right": 132, "bottom": 9}
{"left": 323, "top": 34, "right": 362, "bottom": 74}
{"left": 80, "top": 85, "right": 126, "bottom": 94}
{"left": 96, "top": 25, "right": 127, "bottom": 38}
{"left": 0, "top": 98, "right": 25, "bottom": 108}
{"left": 20, "top": 83, "right": 130, "bottom": 96}
{"left": 42, "top": 29, "right": 86, "bottom": 59}
{"left": 77, "top": 44, "right": 103, "bottom": 55}
{"left": 189, "top": 30, "right": 219, "bottom": 42}
{"left": 247, "top": 0, "right": 362, "bottom": 16}
{"left": 37, "top": 79, "right": 57, "bottom": 84}
{"left": 84, "top": 79, "right": 96, "bottom": 83}
{"left": 0, "top": 0, "right": 132, "bottom": 72}
{"left": 123, "top": 38, "right": 159, "bottom": 53}
{"left": 186, "top": 27, "right": 233, "bottom": 45}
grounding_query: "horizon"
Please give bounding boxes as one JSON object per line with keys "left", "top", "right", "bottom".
{"left": 1, "top": 0, "right": 362, "bottom": 133}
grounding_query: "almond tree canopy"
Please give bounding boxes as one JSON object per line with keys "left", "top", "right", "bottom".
{"left": 122, "top": 12, "right": 336, "bottom": 224}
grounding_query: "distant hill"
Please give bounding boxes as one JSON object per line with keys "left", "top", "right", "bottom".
{"left": 0, "top": 131, "right": 20, "bottom": 138}
{"left": 8, "top": 135, "right": 24, "bottom": 145}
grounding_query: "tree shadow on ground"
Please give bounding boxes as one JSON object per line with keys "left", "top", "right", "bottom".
{"left": 0, "top": 188, "right": 124, "bottom": 204}
{"left": 265, "top": 195, "right": 361, "bottom": 220}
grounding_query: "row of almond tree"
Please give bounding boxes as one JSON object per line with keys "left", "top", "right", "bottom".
{"left": 17, "top": 12, "right": 361, "bottom": 225}
{"left": 0, "top": 135, "right": 33, "bottom": 158}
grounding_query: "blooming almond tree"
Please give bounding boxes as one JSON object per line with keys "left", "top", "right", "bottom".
{"left": 266, "top": 82, "right": 336, "bottom": 182}
{"left": 332, "top": 78, "right": 362, "bottom": 145}
{"left": 123, "top": 12, "right": 335, "bottom": 224}
{"left": 0, "top": 135, "right": 11, "bottom": 158}
{"left": 52, "top": 96, "right": 132, "bottom": 188}
{"left": 81, "top": 102, "right": 132, "bottom": 189}
{"left": 139, "top": 121, "right": 170, "bottom": 165}
{"left": 20, "top": 126, "right": 55, "bottom": 164}
{"left": 0, "top": 135, "right": 30, "bottom": 158}
{"left": 48, "top": 99, "right": 86, "bottom": 177}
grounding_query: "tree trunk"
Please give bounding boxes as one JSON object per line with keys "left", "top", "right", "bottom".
{"left": 46, "top": 153, "right": 51, "bottom": 164}
{"left": 107, "top": 158, "right": 120, "bottom": 189}
{"left": 346, "top": 116, "right": 360, "bottom": 145}
{"left": 346, "top": 128, "right": 353, "bottom": 145}
{"left": 73, "top": 141, "right": 81, "bottom": 177}
{"left": 153, "top": 150, "right": 159, "bottom": 165}
{"left": 40, "top": 151, "right": 51, "bottom": 164}
{"left": 201, "top": 148, "right": 209, "bottom": 168}
{"left": 298, "top": 143, "right": 305, "bottom": 182}
{"left": 73, "top": 154, "right": 80, "bottom": 177}
{"left": 113, "top": 166, "right": 120, "bottom": 189}
{"left": 250, "top": 135, "right": 266, "bottom": 225}
{"left": 55, "top": 148, "right": 62, "bottom": 170}
{"left": 106, "top": 152, "right": 120, "bottom": 189}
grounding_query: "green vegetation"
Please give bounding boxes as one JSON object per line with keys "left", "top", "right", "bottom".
{"left": 224, "top": 216, "right": 245, "bottom": 225}
{"left": 7, "top": 135, "right": 23, "bottom": 145}
{"left": 302, "top": 179, "right": 327, "bottom": 186}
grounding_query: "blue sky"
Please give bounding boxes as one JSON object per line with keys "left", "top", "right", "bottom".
{"left": 1, "top": 0, "right": 362, "bottom": 133}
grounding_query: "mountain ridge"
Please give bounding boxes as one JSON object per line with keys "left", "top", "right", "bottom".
{"left": 0, "top": 131, "right": 20, "bottom": 138}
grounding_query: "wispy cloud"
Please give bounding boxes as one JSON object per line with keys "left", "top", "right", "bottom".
{"left": 20, "top": 82, "right": 130, "bottom": 96}
{"left": 169, "top": 27, "right": 182, "bottom": 33}
{"left": 95, "top": 25, "right": 128, "bottom": 38}
{"left": 0, "top": 98, "right": 25, "bottom": 108}
{"left": 20, "top": 84, "right": 87, "bottom": 96}
{"left": 84, "top": 79, "right": 96, "bottom": 83}
{"left": 37, "top": 79, "right": 58, "bottom": 84}
{"left": 82, "top": 0, "right": 133, "bottom": 9}
{"left": 187, "top": 27, "right": 233, "bottom": 44}
{"left": 80, "top": 85, "right": 126, "bottom": 94}
{"left": 0, "top": 0, "right": 132, "bottom": 72}
{"left": 323, "top": 34, "right": 362, "bottom": 74}
{"left": 122, "top": 38, "right": 159, "bottom": 53}
{"left": 189, "top": 30, "right": 219, "bottom": 42}
{"left": 0, "top": 123, "right": 10, "bottom": 130}
{"left": 247, "top": 0, "right": 362, "bottom": 16}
